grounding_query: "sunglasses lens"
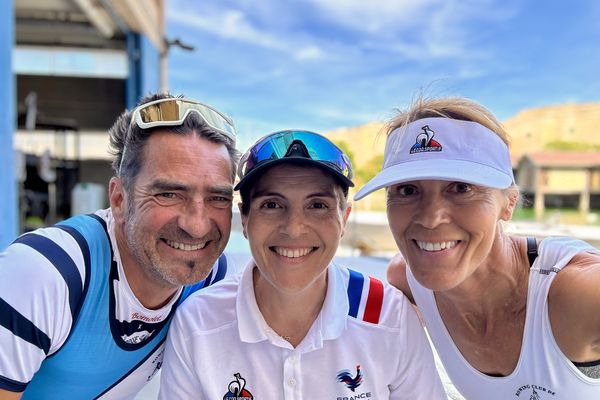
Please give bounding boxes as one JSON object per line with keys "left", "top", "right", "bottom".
{"left": 138, "top": 101, "right": 180, "bottom": 123}
{"left": 241, "top": 131, "right": 352, "bottom": 179}
{"left": 178, "top": 101, "right": 236, "bottom": 137}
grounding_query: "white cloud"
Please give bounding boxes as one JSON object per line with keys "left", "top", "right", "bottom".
{"left": 293, "top": 45, "right": 325, "bottom": 61}
{"left": 302, "top": 0, "right": 517, "bottom": 62}
{"left": 302, "top": 0, "right": 439, "bottom": 34}
{"left": 168, "top": 7, "right": 326, "bottom": 61}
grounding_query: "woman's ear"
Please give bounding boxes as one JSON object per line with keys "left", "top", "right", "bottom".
{"left": 340, "top": 202, "right": 352, "bottom": 238}
{"left": 238, "top": 202, "right": 248, "bottom": 239}
{"left": 501, "top": 187, "right": 519, "bottom": 221}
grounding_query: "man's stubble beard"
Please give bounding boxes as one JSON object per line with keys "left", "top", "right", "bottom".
{"left": 123, "top": 199, "right": 192, "bottom": 287}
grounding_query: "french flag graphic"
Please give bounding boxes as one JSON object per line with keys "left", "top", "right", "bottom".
{"left": 346, "top": 269, "right": 384, "bottom": 324}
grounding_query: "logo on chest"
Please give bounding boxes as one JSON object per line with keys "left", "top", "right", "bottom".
{"left": 336, "top": 364, "right": 372, "bottom": 399}
{"left": 514, "top": 384, "right": 556, "bottom": 398}
{"left": 223, "top": 372, "right": 254, "bottom": 400}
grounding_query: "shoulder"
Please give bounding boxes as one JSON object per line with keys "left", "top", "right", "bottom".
{"left": 179, "top": 252, "right": 241, "bottom": 302}
{"left": 537, "top": 236, "right": 596, "bottom": 265}
{"left": 339, "top": 265, "right": 416, "bottom": 332}
{"left": 378, "top": 282, "right": 420, "bottom": 331}
{"left": 549, "top": 240, "right": 600, "bottom": 299}
{"left": 545, "top": 237, "right": 600, "bottom": 360}
{"left": 0, "top": 223, "right": 93, "bottom": 363}
{"left": 1, "top": 224, "right": 89, "bottom": 287}
{"left": 386, "top": 252, "right": 414, "bottom": 303}
{"left": 545, "top": 236, "right": 599, "bottom": 289}
{"left": 173, "top": 272, "right": 241, "bottom": 335}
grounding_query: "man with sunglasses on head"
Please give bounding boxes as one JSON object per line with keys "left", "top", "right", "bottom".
{"left": 0, "top": 93, "right": 239, "bottom": 399}
{"left": 158, "top": 130, "right": 445, "bottom": 399}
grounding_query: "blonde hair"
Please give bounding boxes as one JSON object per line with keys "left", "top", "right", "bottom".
{"left": 387, "top": 96, "right": 510, "bottom": 145}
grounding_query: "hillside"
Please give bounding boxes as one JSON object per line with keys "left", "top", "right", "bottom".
{"left": 326, "top": 122, "right": 387, "bottom": 170}
{"left": 326, "top": 103, "right": 600, "bottom": 171}
{"left": 504, "top": 102, "right": 600, "bottom": 159}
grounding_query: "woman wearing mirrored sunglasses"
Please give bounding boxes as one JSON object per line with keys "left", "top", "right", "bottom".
{"left": 354, "top": 96, "right": 600, "bottom": 399}
{"left": 158, "top": 130, "right": 446, "bottom": 399}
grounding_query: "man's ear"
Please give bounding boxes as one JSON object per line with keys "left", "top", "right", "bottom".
{"left": 109, "top": 177, "right": 126, "bottom": 224}
{"left": 501, "top": 188, "right": 518, "bottom": 221}
{"left": 238, "top": 202, "right": 248, "bottom": 239}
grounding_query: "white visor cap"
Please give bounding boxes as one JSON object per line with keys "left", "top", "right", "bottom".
{"left": 354, "top": 117, "right": 514, "bottom": 201}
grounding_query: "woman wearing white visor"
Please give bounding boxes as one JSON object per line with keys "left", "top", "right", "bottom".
{"left": 354, "top": 97, "right": 600, "bottom": 399}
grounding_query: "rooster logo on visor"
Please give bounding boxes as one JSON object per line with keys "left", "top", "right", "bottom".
{"left": 410, "top": 125, "right": 442, "bottom": 154}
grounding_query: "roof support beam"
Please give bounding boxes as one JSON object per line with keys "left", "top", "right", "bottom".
{"left": 73, "top": 0, "right": 117, "bottom": 38}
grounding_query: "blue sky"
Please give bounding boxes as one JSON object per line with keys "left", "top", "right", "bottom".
{"left": 166, "top": 0, "right": 600, "bottom": 149}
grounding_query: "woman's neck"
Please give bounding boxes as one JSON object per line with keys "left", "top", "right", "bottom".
{"left": 253, "top": 267, "right": 328, "bottom": 347}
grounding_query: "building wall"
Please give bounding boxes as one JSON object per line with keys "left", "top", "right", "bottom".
{"left": 17, "top": 75, "right": 126, "bottom": 130}
{"left": 545, "top": 170, "right": 588, "bottom": 193}
{"left": 516, "top": 161, "right": 536, "bottom": 192}
{"left": 517, "top": 160, "right": 600, "bottom": 194}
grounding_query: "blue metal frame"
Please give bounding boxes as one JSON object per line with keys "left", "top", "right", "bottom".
{"left": 126, "top": 32, "right": 161, "bottom": 109}
{"left": 126, "top": 32, "right": 141, "bottom": 109}
{"left": 0, "top": 0, "right": 17, "bottom": 248}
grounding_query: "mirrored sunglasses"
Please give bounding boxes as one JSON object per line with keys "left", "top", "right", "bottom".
{"left": 237, "top": 130, "right": 353, "bottom": 181}
{"left": 132, "top": 98, "right": 236, "bottom": 142}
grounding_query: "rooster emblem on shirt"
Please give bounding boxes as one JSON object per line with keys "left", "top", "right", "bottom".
{"left": 336, "top": 364, "right": 363, "bottom": 392}
{"left": 223, "top": 373, "right": 253, "bottom": 400}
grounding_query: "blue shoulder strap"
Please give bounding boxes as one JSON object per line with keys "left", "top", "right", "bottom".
{"left": 178, "top": 253, "right": 228, "bottom": 305}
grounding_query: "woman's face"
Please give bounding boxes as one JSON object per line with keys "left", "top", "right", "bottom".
{"left": 386, "top": 180, "right": 514, "bottom": 292}
{"left": 241, "top": 164, "right": 350, "bottom": 295}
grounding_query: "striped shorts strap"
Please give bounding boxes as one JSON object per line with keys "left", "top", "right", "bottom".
{"left": 346, "top": 269, "right": 384, "bottom": 324}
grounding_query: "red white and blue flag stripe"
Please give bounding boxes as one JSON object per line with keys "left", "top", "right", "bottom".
{"left": 346, "top": 269, "right": 384, "bottom": 324}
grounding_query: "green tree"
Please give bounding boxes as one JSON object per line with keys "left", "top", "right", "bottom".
{"left": 545, "top": 140, "right": 600, "bottom": 151}
{"left": 355, "top": 154, "right": 385, "bottom": 185}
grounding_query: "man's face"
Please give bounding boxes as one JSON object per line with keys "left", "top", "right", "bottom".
{"left": 115, "top": 131, "right": 233, "bottom": 289}
{"left": 241, "top": 164, "right": 350, "bottom": 294}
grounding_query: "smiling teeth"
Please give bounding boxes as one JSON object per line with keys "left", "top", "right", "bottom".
{"left": 416, "top": 240, "right": 458, "bottom": 252}
{"left": 275, "top": 247, "right": 313, "bottom": 258}
{"left": 166, "top": 240, "right": 207, "bottom": 251}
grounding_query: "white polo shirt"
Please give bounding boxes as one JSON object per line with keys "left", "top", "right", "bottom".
{"left": 159, "top": 261, "right": 446, "bottom": 400}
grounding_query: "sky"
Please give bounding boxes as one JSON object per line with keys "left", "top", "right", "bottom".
{"left": 165, "top": 0, "right": 600, "bottom": 149}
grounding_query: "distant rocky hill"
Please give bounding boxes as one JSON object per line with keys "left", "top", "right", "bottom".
{"left": 503, "top": 103, "right": 600, "bottom": 159}
{"left": 326, "top": 122, "right": 387, "bottom": 170}
{"left": 326, "top": 103, "right": 600, "bottom": 170}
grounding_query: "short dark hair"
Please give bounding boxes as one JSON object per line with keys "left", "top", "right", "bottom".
{"left": 239, "top": 164, "right": 349, "bottom": 215}
{"left": 108, "top": 93, "right": 240, "bottom": 191}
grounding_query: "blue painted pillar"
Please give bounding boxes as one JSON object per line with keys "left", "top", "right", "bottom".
{"left": 0, "top": 0, "right": 17, "bottom": 248}
{"left": 139, "top": 35, "right": 161, "bottom": 95}
{"left": 126, "top": 32, "right": 161, "bottom": 109}
{"left": 126, "top": 32, "right": 141, "bottom": 109}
